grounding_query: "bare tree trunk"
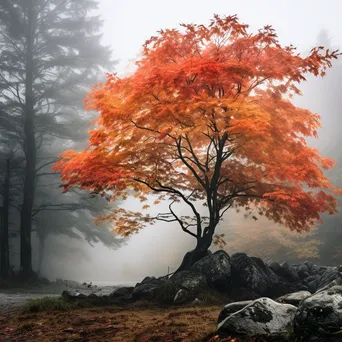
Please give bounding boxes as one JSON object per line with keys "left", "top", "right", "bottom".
{"left": 0, "top": 159, "right": 11, "bottom": 278}
{"left": 174, "top": 231, "right": 214, "bottom": 273}
{"left": 20, "top": 1, "right": 36, "bottom": 278}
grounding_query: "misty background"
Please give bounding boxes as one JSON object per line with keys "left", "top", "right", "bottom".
{"left": 1, "top": 0, "right": 342, "bottom": 285}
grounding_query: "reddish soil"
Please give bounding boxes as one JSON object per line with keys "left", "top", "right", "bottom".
{"left": 0, "top": 304, "right": 240, "bottom": 342}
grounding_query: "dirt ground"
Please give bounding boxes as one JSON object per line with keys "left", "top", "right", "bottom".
{"left": 0, "top": 304, "right": 239, "bottom": 342}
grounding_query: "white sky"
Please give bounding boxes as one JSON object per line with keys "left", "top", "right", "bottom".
{"left": 99, "top": 0, "right": 342, "bottom": 76}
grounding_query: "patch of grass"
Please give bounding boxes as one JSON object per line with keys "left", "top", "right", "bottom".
{"left": 22, "top": 296, "right": 88, "bottom": 313}
{"left": 129, "top": 299, "right": 156, "bottom": 309}
{"left": 196, "top": 288, "right": 232, "bottom": 306}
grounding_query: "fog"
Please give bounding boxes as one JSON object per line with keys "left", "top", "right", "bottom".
{"left": 2, "top": 0, "right": 342, "bottom": 285}
{"left": 40, "top": 198, "right": 197, "bottom": 284}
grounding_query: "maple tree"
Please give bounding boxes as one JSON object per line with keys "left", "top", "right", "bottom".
{"left": 54, "top": 15, "right": 342, "bottom": 272}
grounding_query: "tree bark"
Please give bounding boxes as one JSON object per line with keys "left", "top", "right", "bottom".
{"left": 174, "top": 231, "right": 214, "bottom": 273}
{"left": 20, "top": 1, "right": 36, "bottom": 278}
{"left": 0, "top": 159, "right": 11, "bottom": 278}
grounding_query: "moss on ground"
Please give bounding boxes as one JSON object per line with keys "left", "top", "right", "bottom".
{"left": 21, "top": 296, "right": 90, "bottom": 313}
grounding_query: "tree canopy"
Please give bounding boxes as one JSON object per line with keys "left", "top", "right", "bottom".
{"left": 54, "top": 15, "right": 342, "bottom": 267}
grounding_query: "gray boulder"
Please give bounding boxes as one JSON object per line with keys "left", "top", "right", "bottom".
{"left": 230, "top": 253, "right": 274, "bottom": 295}
{"left": 191, "top": 250, "right": 231, "bottom": 291}
{"left": 277, "top": 290, "right": 312, "bottom": 306}
{"left": 217, "top": 297, "right": 296, "bottom": 338}
{"left": 304, "top": 261, "right": 315, "bottom": 272}
{"left": 110, "top": 287, "right": 133, "bottom": 298}
{"left": 88, "top": 293, "right": 98, "bottom": 298}
{"left": 61, "top": 290, "right": 87, "bottom": 299}
{"left": 135, "top": 276, "right": 166, "bottom": 288}
{"left": 278, "top": 262, "right": 300, "bottom": 282}
{"left": 298, "top": 263, "right": 309, "bottom": 272}
{"left": 297, "top": 264, "right": 310, "bottom": 279}
{"left": 173, "top": 288, "right": 194, "bottom": 305}
{"left": 316, "top": 267, "right": 341, "bottom": 291}
{"left": 315, "top": 277, "right": 342, "bottom": 294}
{"left": 170, "top": 270, "right": 207, "bottom": 292}
{"left": 303, "top": 274, "right": 321, "bottom": 293}
{"left": 318, "top": 266, "right": 328, "bottom": 274}
{"left": 310, "top": 264, "right": 320, "bottom": 275}
{"left": 269, "top": 262, "right": 282, "bottom": 274}
{"left": 218, "top": 300, "right": 253, "bottom": 320}
{"left": 131, "top": 283, "right": 160, "bottom": 300}
{"left": 155, "top": 270, "right": 208, "bottom": 305}
{"left": 294, "top": 285, "right": 342, "bottom": 337}
{"left": 303, "top": 274, "right": 320, "bottom": 284}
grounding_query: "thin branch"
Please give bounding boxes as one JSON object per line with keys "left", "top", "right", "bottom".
{"left": 184, "top": 134, "right": 207, "bottom": 174}
{"left": 131, "top": 120, "right": 160, "bottom": 134}
{"left": 31, "top": 202, "right": 82, "bottom": 217}
{"left": 36, "top": 172, "right": 59, "bottom": 177}
{"left": 168, "top": 201, "right": 197, "bottom": 238}
{"left": 176, "top": 137, "right": 205, "bottom": 189}
{"left": 35, "top": 159, "right": 57, "bottom": 173}
{"left": 219, "top": 203, "right": 232, "bottom": 219}
{"left": 134, "top": 177, "right": 202, "bottom": 238}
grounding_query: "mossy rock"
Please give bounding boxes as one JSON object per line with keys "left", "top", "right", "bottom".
{"left": 154, "top": 281, "right": 179, "bottom": 305}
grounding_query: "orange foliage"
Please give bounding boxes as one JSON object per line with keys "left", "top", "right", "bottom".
{"left": 54, "top": 15, "right": 341, "bottom": 241}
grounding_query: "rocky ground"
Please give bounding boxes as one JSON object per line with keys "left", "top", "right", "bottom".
{"left": 2, "top": 250, "right": 342, "bottom": 341}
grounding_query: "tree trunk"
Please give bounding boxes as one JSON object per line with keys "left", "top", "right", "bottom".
{"left": 174, "top": 232, "right": 214, "bottom": 273}
{"left": 0, "top": 159, "right": 11, "bottom": 278}
{"left": 20, "top": 1, "right": 36, "bottom": 278}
